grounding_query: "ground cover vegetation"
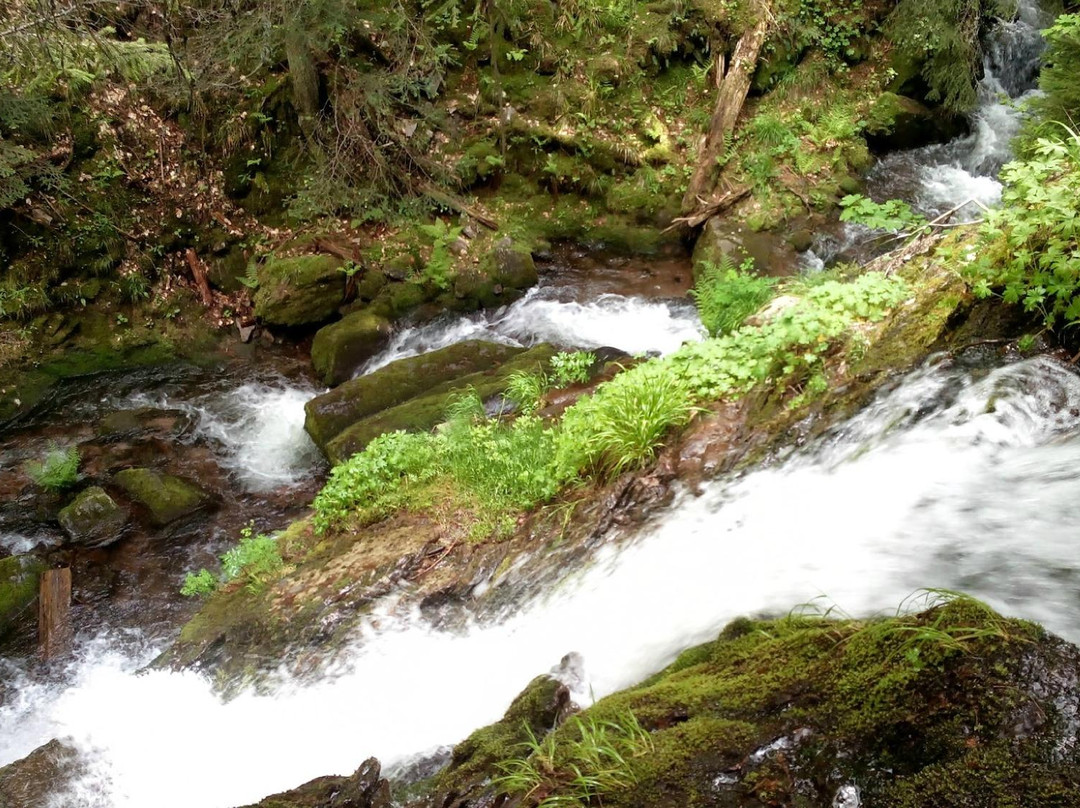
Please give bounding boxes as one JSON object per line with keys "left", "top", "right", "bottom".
{"left": 0, "top": 0, "right": 1001, "bottom": 342}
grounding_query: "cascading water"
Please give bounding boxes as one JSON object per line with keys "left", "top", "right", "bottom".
{"left": 360, "top": 285, "right": 705, "bottom": 375}
{"left": 6, "top": 353, "right": 1080, "bottom": 806}
{"left": 803, "top": 0, "right": 1048, "bottom": 269}
{"left": 112, "top": 375, "right": 325, "bottom": 494}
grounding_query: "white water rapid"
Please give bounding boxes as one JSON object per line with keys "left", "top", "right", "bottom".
{"left": 114, "top": 377, "right": 325, "bottom": 493}
{"left": 5, "top": 354, "right": 1080, "bottom": 806}
{"left": 359, "top": 285, "right": 705, "bottom": 375}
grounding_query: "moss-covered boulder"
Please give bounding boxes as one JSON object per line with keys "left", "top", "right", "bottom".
{"left": 691, "top": 217, "right": 793, "bottom": 278}
{"left": 438, "top": 674, "right": 571, "bottom": 798}
{"left": 490, "top": 237, "right": 539, "bottom": 291}
{"left": 324, "top": 343, "right": 558, "bottom": 463}
{"left": 0, "top": 555, "right": 46, "bottom": 639}
{"left": 113, "top": 468, "right": 210, "bottom": 526}
{"left": 0, "top": 739, "right": 84, "bottom": 808}
{"left": 235, "top": 758, "right": 390, "bottom": 808}
{"left": 310, "top": 310, "right": 393, "bottom": 387}
{"left": 421, "top": 601, "right": 1080, "bottom": 808}
{"left": 304, "top": 340, "right": 526, "bottom": 453}
{"left": 865, "top": 92, "right": 965, "bottom": 153}
{"left": 56, "top": 486, "right": 128, "bottom": 547}
{"left": 253, "top": 254, "right": 346, "bottom": 327}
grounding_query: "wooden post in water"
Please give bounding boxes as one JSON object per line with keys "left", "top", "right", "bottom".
{"left": 38, "top": 567, "right": 72, "bottom": 659}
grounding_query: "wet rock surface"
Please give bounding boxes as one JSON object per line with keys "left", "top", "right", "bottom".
{"left": 0, "top": 555, "right": 45, "bottom": 640}
{"left": 409, "top": 606, "right": 1080, "bottom": 808}
{"left": 56, "top": 486, "right": 129, "bottom": 547}
{"left": 303, "top": 340, "right": 526, "bottom": 454}
{"left": 0, "top": 740, "right": 84, "bottom": 808}
{"left": 236, "top": 758, "right": 391, "bottom": 808}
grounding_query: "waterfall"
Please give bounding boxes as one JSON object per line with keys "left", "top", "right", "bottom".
{"left": 6, "top": 355, "right": 1080, "bottom": 806}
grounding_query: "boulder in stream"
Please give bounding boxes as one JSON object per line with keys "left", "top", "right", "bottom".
{"left": 56, "top": 486, "right": 128, "bottom": 547}
{"left": 691, "top": 217, "right": 794, "bottom": 278}
{"left": 253, "top": 254, "right": 346, "bottom": 328}
{"left": 112, "top": 468, "right": 210, "bottom": 526}
{"left": 303, "top": 340, "right": 526, "bottom": 454}
{"left": 323, "top": 343, "right": 559, "bottom": 463}
{"left": 310, "top": 310, "right": 393, "bottom": 387}
{"left": 0, "top": 739, "right": 84, "bottom": 808}
{"left": 236, "top": 758, "right": 389, "bottom": 808}
{"left": 0, "top": 555, "right": 46, "bottom": 639}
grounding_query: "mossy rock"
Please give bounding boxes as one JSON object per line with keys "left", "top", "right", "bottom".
{"left": 310, "top": 310, "right": 393, "bottom": 387}
{"left": 691, "top": 217, "right": 791, "bottom": 278}
{"left": 436, "top": 674, "right": 571, "bottom": 798}
{"left": 253, "top": 254, "right": 346, "bottom": 327}
{"left": 324, "top": 344, "right": 559, "bottom": 463}
{"left": 0, "top": 555, "right": 46, "bottom": 639}
{"left": 235, "top": 758, "right": 390, "bottom": 808}
{"left": 368, "top": 281, "right": 429, "bottom": 321}
{"left": 425, "top": 603, "right": 1080, "bottom": 808}
{"left": 304, "top": 340, "right": 526, "bottom": 453}
{"left": 865, "top": 92, "right": 966, "bottom": 152}
{"left": 452, "top": 238, "right": 539, "bottom": 309}
{"left": 56, "top": 486, "right": 128, "bottom": 548}
{"left": 112, "top": 468, "right": 210, "bottom": 526}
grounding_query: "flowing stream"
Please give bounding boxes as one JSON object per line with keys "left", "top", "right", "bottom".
{"left": 803, "top": 0, "right": 1047, "bottom": 269}
{"left": 360, "top": 249, "right": 704, "bottom": 374}
{"left": 4, "top": 352, "right": 1080, "bottom": 806}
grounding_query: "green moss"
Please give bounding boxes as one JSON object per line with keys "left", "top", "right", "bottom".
{"left": 304, "top": 340, "right": 527, "bottom": 452}
{"left": 324, "top": 344, "right": 559, "bottom": 463}
{"left": 113, "top": 468, "right": 209, "bottom": 525}
{"left": 253, "top": 254, "right": 345, "bottom": 327}
{"left": 0, "top": 555, "right": 45, "bottom": 638}
{"left": 435, "top": 601, "right": 1074, "bottom": 808}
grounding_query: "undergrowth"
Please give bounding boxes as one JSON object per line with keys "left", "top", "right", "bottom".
{"left": 24, "top": 444, "right": 80, "bottom": 492}
{"left": 181, "top": 522, "right": 285, "bottom": 597}
{"left": 494, "top": 710, "right": 654, "bottom": 808}
{"left": 312, "top": 272, "right": 908, "bottom": 534}
{"left": 690, "top": 257, "right": 776, "bottom": 337}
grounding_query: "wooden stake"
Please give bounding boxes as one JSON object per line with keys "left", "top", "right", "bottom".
{"left": 38, "top": 567, "right": 72, "bottom": 660}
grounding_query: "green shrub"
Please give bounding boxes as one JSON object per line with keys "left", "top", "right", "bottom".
{"left": 558, "top": 363, "right": 696, "bottom": 479}
{"left": 504, "top": 370, "right": 551, "bottom": 414}
{"left": 24, "top": 445, "right": 80, "bottom": 492}
{"left": 964, "top": 129, "right": 1080, "bottom": 328}
{"left": 495, "top": 710, "right": 653, "bottom": 808}
{"left": 839, "top": 194, "right": 927, "bottom": 234}
{"left": 312, "top": 430, "right": 439, "bottom": 531}
{"left": 181, "top": 522, "right": 284, "bottom": 597}
{"left": 690, "top": 258, "right": 776, "bottom": 337}
{"left": 442, "top": 397, "right": 561, "bottom": 509}
{"left": 550, "top": 351, "right": 597, "bottom": 387}
{"left": 1026, "top": 14, "right": 1080, "bottom": 136}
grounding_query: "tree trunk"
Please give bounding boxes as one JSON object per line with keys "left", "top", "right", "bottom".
{"left": 286, "top": 29, "right": 321, "bottom": 119}
{"left": 682, "top": 9, "right": 770, "bottom": 214}
{"left": 38, "top": 567, "right": 72, "bottom": 659}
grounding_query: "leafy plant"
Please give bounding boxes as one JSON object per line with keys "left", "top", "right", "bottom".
{"left": 505, "top": 369, "right": 551, "bottom": 414}
{"left": 24, "top": 444, "right": 80, "bottom": 491}
{"left": 550, "top": 351, "right": 597, "bottom": 386}
{"left": 418, "top": 219, "right": 464, "bottom": 290}
{"left": 963, "top": 129, "right": 1080, "bottom": 328}
{"left": 312, "top": 430, "right": 439, "bottom": 531}
{"left": 690, "top": 257, "right": 776, "bottom": 337}
{"left": 839, "top": 194, "right": 927, "bottom": 234}
{"left": 494, "top": 710, "right": 653, "bottom": 808}
{"left": 181, "top": 522, "right": 285, "bottom": 597}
